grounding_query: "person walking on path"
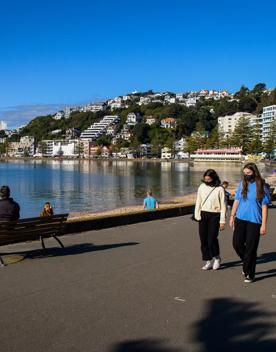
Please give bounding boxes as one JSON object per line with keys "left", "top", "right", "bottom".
{"left": 143, "top": 190, "right": 158, "bottom": 210}
{"left": 0, "top": 185, "right": 20, "bottom": 221}
{"left": 230, "top": 162, "right": 270, "bottom": 283}
{"left": 194, "top": 169, "right": 226, "bottom": 270}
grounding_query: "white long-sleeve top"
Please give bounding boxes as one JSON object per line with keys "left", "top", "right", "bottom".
{"left": 194, "top": 183, "right": 226, "bottom": 223}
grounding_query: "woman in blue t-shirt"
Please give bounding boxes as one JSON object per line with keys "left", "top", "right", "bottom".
{"left": 230, "top": 163, "right": 270, "bottom": 283}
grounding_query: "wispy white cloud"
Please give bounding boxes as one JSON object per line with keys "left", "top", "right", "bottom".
{"left": 0, "top": 104, "right": 67, "bottom": 129}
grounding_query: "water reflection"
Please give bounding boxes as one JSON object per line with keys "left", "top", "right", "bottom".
{"left": 0, "top": 160, "right": 273, "bottom": 218}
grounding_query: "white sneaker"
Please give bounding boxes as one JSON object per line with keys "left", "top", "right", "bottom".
{"left": 202, "top": 261, "right": 212, "bottom": 270}
{"left": 244, "top": 276, "right": 254, "bottom": 283}
{"left": 213, "top": 258, "right": 221, "bottom": 270}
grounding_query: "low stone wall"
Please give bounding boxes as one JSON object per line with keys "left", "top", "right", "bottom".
{"left": 64, "top": 203, "right": 195, "bottom": 235}
{"left": 64, "top": 191, "right": 276, "bottom": 235}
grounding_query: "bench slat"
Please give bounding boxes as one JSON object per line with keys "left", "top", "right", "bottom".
{"left": 0, "top": 223, "right": 65, "bottom": 232}
{"left": 0, "top": 214, "right": 68, "bottom": 247}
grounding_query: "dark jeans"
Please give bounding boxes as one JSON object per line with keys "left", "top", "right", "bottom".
{"left": 232, "top": 218, "right": 261, "bottom": 279}
{"left": 198, "top": 211, "right": 220, "bottom": 261}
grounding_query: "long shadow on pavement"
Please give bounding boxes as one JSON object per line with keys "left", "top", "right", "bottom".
{"left": 109, "top": 339, "right": 182, "bottom": 352}
{"left": 220, "top": 252, "right": 276, "bottom": 271}
{"left": 1, "top": 242, "right": 139, "bottom": 261}
{"left": 192, "top": 298, "right": 276, "bottom": 352}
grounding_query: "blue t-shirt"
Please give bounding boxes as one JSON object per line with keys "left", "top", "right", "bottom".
{"left": 234, "top": 181, "right": 270, "bottom": 224}
{"left": 144, "top": 196, "right": 157, "bottom": 210}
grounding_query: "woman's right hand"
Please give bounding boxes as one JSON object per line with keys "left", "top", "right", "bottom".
{"left": 229, "top": 216, "right": 235, "bottom": 230}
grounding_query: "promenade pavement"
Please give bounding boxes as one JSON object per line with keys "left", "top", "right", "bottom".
{"left": 1, "top": 209, "right": 276, "bottom": 352}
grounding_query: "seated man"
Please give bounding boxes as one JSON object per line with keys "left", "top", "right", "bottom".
{"left": 143, "top": 190, "right": 159, "bottom": 210}
{"left": 0, "top": 185, "right": 20, "bottom": 221}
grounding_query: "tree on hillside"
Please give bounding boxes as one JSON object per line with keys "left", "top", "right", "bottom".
{"left": 205, "top": 126, "right": 220, "bottom": 149}
{"left": 175, "top": 109, "right": 197, "bottom": 137}
{"left": 234, "top": 85, "right": 249, "bottom": 99}
{"left": 252, "top": 83, "right": 266, "bottom": 94}
{"left": 268, "top": 88, "right": 276, "bottom": 105}
{"left": 131, "top": 123, "right": 150, "bottom": 144}
{"left": 0, "top": 140, "right": 9, "bottom": 155}
{"left": 96, "top": 134, "right": 112, "bottom": 147}
{"left": 238, "top": 96, "right": 257, "bottom": 113}
{"left": 230, "top": 116, "right": 252, "bottom": 153}
{"left": 197, "top": 106, "right": 216, "bottom": 132}
{"left": 249, "top": 121, "right": 263, "bottom": 154}
{"left": 213, "top": 99, "right": 239, "bottom": 118}
{"left": 185, "top": 122, "right": 208, "bottom": 152}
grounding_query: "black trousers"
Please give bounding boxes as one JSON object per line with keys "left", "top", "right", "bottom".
{"left": 232, "top": 218, "right": 261, "bottom": 279}
{"left": 198, "top": 211, "right": 220, "bottom": 261}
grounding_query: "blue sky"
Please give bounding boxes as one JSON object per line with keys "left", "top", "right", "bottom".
{"left": 1, "top": 0, "right": 276, "bottom": 127}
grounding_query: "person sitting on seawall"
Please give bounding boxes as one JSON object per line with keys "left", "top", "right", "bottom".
{"left": 194, "top": 169, "right": 226, "bottom": 271}
{"left": 230, "top": 162, "right": 270, "bottom": 283}
{"left": 40, "top": 202, "right": 54, "bottom": 217}
{"left": 143, "top": 190, "right": 159, "bottom": 210}
{"left": 0, "top": 185, "right": 20, "bottom": 221}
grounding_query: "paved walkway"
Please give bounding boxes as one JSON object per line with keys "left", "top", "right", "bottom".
{"left": 1, "top": 209, "right": 276, "bottom": 352}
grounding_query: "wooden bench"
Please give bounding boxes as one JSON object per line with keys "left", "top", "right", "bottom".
{"left": 0, "top": 213, "right": 68, "bottom": 266}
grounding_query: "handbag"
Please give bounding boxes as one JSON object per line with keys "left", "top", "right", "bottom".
{"left": 191, "top": 187, "right": 217, "bottom": 222}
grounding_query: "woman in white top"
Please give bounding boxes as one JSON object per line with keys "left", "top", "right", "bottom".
{"left": 194, "top": 169, "right": 226, "bottom": 270}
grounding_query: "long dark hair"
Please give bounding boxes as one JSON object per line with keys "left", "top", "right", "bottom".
{"left": 242, "top": 162, "right": 264, "bottom": 200}
{"left": 202, "top": 169, "right": 221, "bottom": 186}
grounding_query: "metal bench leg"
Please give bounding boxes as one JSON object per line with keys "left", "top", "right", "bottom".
{"left": 51, "top": 234, "right": 64, "bottom": 249}
{"left": 0, "top": 255, "right": 5, "bottom": 267}
{"left": 40, "top": 236, "right": 46, "bottom": 250}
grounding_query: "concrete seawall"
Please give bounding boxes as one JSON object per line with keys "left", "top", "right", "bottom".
{"left": 65, "top": 191, "right": 276, "bottom": 235}
{"left": 65, "top": 203, "right": 195, "bottom": 234}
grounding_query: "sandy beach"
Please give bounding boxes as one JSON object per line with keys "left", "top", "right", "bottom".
{"left": 69, "top": 173, "right": 276, "bottom": 221}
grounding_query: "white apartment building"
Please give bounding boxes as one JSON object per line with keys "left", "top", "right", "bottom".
{"left": 138, "top": 97, "right": 151, "bottom": 105}
{"left": 185, "top": 97, "right": 198, "bottom": 107}
{"left": 260, "top": 105, "right": 276, "bottom": 141}
{"left": 145, "top": 117, "right": 157, "bottom": 125}
{"left": 115, "top": 124, "right": 132, "bottom": 141}
{"left": 176, "top": 93, "right": 184, "bottom": 100}
{"left": 175, "top": 151, "right": 189, "bottom": 159}
{"left": 161, "top": 118, "right": 177, "bottom": 129}
{"left": 126, "top": 112, "right": 141, "bottom": 126}
{"left": 174, "top": 138, "right": 187, "bottom": 152}
{"left": 64, "top": 107, "right": 71, "bottom": 119}
{"left": 110, "top": 102, "right": 122, "bottom": 110}
{"left": 218, "top": 112, "right": 256, "bottom": 138}
{"left": 53, "top": 111, "right": 63, "bottom": 120}
{"left": 106, "top": 125, "right": 117, "bottom": 137}
{"left": 80, "top": 115, "right": 120, "bottom": 141}
{"left": 161, "top": 147, "right": 172, "bottom": 159}
{"left": 166, "top": 97, "right": 176, "bottom": 104}
{"left": 20, "top": 136, "right": 35, "bottom": 144}
{"left": 7, "top": 136, "right": 35, "bottom": 157}
{"left": 39, "top": 139, "right": 86, "bottom": 157}
{"left": 52, "top": 140, "right": 79, "bottom": 157}
{"left": 139, "top": 144, "right": 152, "bottom": 158}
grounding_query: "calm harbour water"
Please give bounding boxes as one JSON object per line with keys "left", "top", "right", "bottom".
{"left": 0, "top": 160, "right": 274, "bottom": 218}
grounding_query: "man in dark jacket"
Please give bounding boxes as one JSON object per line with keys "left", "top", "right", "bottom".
{"left": 0, "top": 185, "right": 20, "bottom": 221}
